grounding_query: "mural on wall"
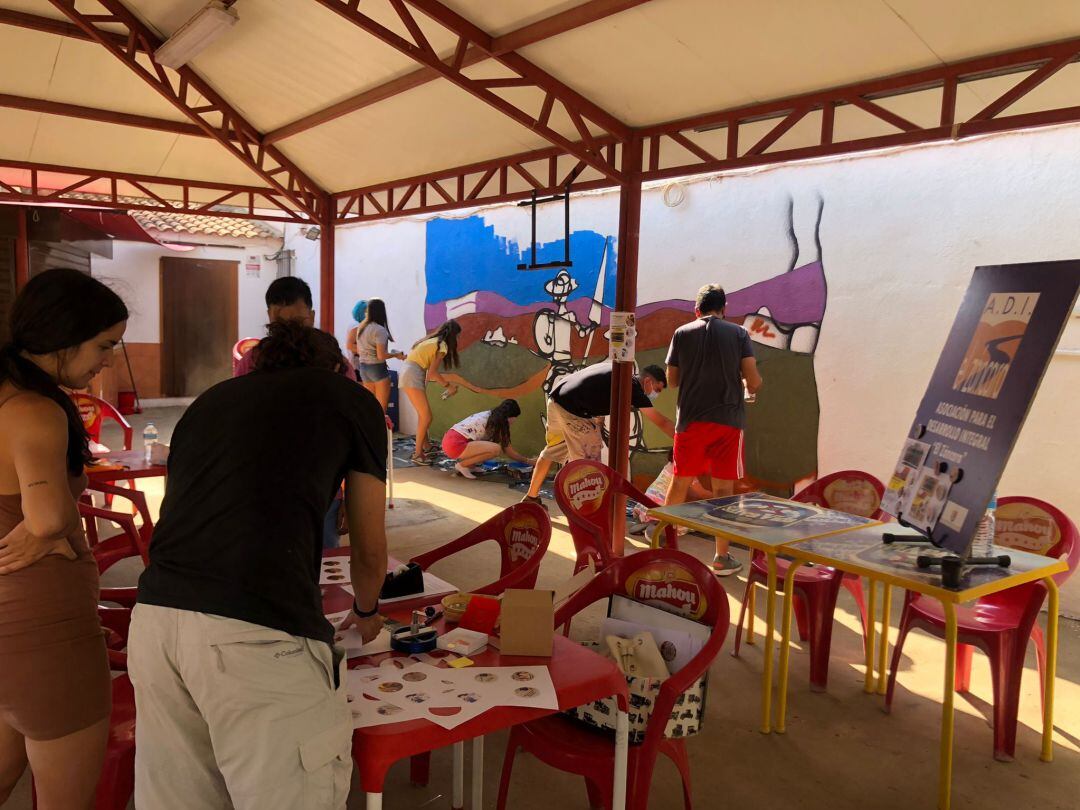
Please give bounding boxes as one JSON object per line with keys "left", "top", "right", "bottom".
{"left": 423, "top": 196, "right": 827, "bottom": 495}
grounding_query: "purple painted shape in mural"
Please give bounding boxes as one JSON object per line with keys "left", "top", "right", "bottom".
{"left": 427, "top": 261, "right": 827, "bottom": 329}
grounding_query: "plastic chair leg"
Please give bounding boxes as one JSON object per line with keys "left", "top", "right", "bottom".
{"left": 1030, "top": 623, "right": 1047, "bottom": 717}
{"left": 663, "top": 740, "right": 693, "bottom": 810}
{"left": 733, "top": 578, "right": 754, "bottom": 658}
{"left": 802, "top": 578, "right": 844, "bottom": 692}
{"left": 988, "top": 636, "right": 1023, "bottom": 761}
{"left": 842, "top": 575, "right": 869, "bottom": 640}
{"left": 954, "top": 643, "right": 974, "bottom": 693}
{"left": 584, "top": 776, "right": 611, "bottom": 810}
{"left": 409, "top": 752, "right": 430, "bottom": 786}
{"left": 884, "top": 602, "right": 916, "bottom": 713}
{"left": 793, "top": 594, "right": 810, "bottom": 643}
{"left": 495, "top": 738, "right": 520, "bottom": 810}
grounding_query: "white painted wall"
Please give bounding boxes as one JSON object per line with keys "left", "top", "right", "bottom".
{"left": 93, "top": 238, "right": 282, "bottom": 344}
{"left": 307, "top": 122, "right": 1080, "bottom": 609}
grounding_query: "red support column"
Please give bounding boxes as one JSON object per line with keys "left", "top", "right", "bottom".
{"left": 607, "top": 136, "right": 643, "bottom": 556}
{"left": 319, "top": 212, "right": 335, "bottom": 334}
{"left": 14, "top": 207, "right": 29, "bottom": 290}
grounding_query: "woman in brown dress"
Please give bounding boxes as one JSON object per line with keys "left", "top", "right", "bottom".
{"left": 0, "top": 268, "right": 127, "bottom": 809}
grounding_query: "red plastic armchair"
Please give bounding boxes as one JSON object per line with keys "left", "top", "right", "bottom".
{"left": 734, "top": 470, "right": 884, "bottom": 691}
{"left": 885, "top": 496, "right": 1079, "bottom": 761}
{"left": 232, "top": 337, "right": 261, "bottom": 376}
{"left": 71, "top": 392, "right": 133, "bottom": 452}
{"left": 497, "top": 549, "right": 730, "bottom": 810}
{"left": 409, "top": 502, "right": 551, "bottom": 595}
{"left": 555, "top": 460, "right": 676, "bottom": 575}
{"left": 80, "top": 486, "right": 152, "bottom": 609}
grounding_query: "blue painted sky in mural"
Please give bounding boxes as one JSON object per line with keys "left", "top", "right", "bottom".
{"left": 425, "top": 215, "right": 617, "bottom": 307}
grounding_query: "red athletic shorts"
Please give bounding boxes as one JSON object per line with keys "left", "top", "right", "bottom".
{"left": 672, "top": 422, "right": 744, "bottom": 480}
{"left": 441, "top": 429, "right": 470, "bottom": 459}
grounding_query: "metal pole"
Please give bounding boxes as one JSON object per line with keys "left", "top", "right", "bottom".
{"left": 14, "top": 207, "right": 29, "bottom": 290}
{"left": 319, "top": 201, "right": 335, "bottom": 334}
{"left": 606, "top": 138, "right": 643, "bottom": 556}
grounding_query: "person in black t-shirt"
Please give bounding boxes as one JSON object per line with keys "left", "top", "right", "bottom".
{"left": 128, "top": 321, "right": 387, "bottom": 810}
{"left": 520, "top": 361, "right": 675, "bottom": 507}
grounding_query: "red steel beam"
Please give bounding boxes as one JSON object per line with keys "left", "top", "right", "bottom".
{"left": 0, "top": 156, "right": 311, "bottom": 223}
{"left": 0, "top": 7, "right": 143, "bottom": 50}
{"left": 637, "top": 36, "right": 1080, "bottom": 182}
{"left": 46, "top": 0, "right": 327, "bottom": 221}
{"left": 0, "top": 92, "right": 221, "bottom": 139}
{"left": 311, "top": 0, "right": 626, "bottom": 182}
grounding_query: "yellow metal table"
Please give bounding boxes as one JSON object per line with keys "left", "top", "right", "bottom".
{"left": 648, "top": 493, "right": 880, "bottom": 733}
{"left": 774, "top": 523, "right": 1066, "bottom": 810}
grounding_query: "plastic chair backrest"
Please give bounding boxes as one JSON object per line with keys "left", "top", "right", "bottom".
{"left": 409, "top": 502, "right": 551, "bottom": 595}
{"left": 555, "top": 460, "right": 676, "bottom": 569}
{"left": 70, "top": 392, "right": 133, "bottom": 450}
{"left": 555, "top": 549, "right": 730, "bottom": 750}
{"left": 793, "top": 469, "right": 886, "bottom": 520}
{"left": 232, "top": 337, "right": 262, "bottom": 375}
{"left": 990, "top": 496, "right": 1079, "bottom": 595}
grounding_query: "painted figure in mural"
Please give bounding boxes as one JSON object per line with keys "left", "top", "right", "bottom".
{"left": 400, "top": 319, "right": 462, "bottom": 465}
{"left": 0, "top": 268, "right": 128, "bottom": 809}
{"left": 520, "top": 362, "right": 675, "bottom": 509}
{"left": 352, "top": 298, "right": 406, "bottom": 414}
{"left": 664, "top": 283, "right": 762, "bottom": 576}
{"left": 441, "top": 399, "right": 535, "bottom": 479}
{"left": 532, "top": 269, "right": 594, "bottom": 394}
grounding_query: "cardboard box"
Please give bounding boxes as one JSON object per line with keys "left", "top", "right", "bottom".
{"left": 498, "top": 589, "right": 554, "bottom": 657}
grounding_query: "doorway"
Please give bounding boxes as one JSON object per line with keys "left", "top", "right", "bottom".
{"left": 160, "top": 257, "right": 238, "bottom": 397}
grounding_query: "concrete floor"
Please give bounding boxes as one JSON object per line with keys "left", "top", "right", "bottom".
{"left": 7, "top": 410, "right": 1080, "bottom": 809}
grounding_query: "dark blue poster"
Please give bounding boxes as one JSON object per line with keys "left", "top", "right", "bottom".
{"left": 880, "top": 261, "right": 1080, "bottom": 554}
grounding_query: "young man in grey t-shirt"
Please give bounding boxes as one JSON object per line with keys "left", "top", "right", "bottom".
{"left": 664, "top": 284, "right": 762, "bottom": 575}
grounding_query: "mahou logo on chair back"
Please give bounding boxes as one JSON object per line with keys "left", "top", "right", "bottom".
{"left": 626, "top": 561, "right": 707, "bottom": 620}
{"left": 505, "top": 514, "right": 542, "bottom": 563}
{"left": 562, "top": 465, "right": 610, "bottom": 516}
{"left": 994, "top": 503, "right": 1060, "bottom": 555}
{"left": 75, "top": 396, "right": 100, "bottom": 430}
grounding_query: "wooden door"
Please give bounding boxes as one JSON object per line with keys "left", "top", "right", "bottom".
{"left": 160, "top": 257, "right": 238, "bottom": 396}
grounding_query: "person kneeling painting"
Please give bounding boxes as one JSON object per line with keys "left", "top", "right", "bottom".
{"left": 441, "top": 399, "right": 535, "bottom": 479}
{"left": 128, "top": 321, "right": 387, "bottom": 810}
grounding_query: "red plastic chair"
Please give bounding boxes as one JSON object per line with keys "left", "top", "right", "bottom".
{"left": 409, "top": 501, "right": 551, "bottom": 595}
{"left": 80, "top": 482, "right": 152, "bottom": 609}
{"left": 406, "top": 502, "right": 551, "bottom": 787}
{"left": 733, "top": 470, "right": 885, "bottom": 691}
{"left": 232, "top": 336, "right": 261, "bottom": 376}
{"left": 885, "top": 496, "right": 1079, "bottom": 761}
{"left": 555, "top": 460, "right": 676, "bottom": 574}
{"left": 71, "top": 391, "right": 133, "bottom": 452}
{"left": 495, "top": 549, "right": 727, "bottom": 810}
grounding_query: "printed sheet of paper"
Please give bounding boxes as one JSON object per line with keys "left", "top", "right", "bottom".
{"left": 320, "top": 557, "right": 351, "bottom": 585}
{"left": 346, "top": 660, "right": 557, "bottom": 730}
{"left": 340, "top": 571, "right": 458, "bottom": 604}
{"left": 325, "top": 610, "right": 393, "bottom": 658}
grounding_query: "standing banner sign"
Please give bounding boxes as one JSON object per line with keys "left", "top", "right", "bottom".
{"left": 881, "top": 261, "right": 1080, "bottom": 554}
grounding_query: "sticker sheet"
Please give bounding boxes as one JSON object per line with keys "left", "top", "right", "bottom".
{"left": 345, "top": 660, "right": 557, "bottom": 730}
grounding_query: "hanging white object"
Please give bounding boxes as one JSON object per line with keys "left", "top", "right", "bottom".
{"left": 154, "top": 2, "right": 239, "bottom": 70}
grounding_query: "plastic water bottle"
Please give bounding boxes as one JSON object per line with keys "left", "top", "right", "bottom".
{"left": 971, "top": 492, "right": 997, "bottom": 557}
{"left": 143, "top": 423, "right": 159, "bottom": 463}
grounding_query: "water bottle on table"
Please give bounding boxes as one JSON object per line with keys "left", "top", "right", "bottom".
{"left": 971, "top": 492, "right": 997, "bottom": 557}
{"left": 143, "top": 423, "right": 159, "bottom": 464}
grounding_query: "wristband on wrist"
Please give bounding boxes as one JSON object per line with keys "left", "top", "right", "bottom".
{"left": 353, "top": 599, "right": 379, "bottom": 618}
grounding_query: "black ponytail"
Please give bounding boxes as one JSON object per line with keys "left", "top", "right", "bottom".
{"left": 484, "top": 399, "right": 521, "bottom": 449}
{"left": 2, "top": 268, "right": 128, "bottom": 475}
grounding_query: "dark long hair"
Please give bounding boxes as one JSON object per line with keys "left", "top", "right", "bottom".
{"left": 253, "top": 320, "right": 348, "bottom": 374}
{"left": 358, "top": 297, "right": 393, "bottom": 342}
{"left": 1, "top": 268, "right": 128, "bottom": 475}
{"left": 412, "top": 319, "right": 461, "bottom": 369}
{"left": 485, "top": 399, "right": 521, "bottom": 448}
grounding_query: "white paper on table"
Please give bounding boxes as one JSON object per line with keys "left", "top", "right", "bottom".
{"left": 325, "top": 610, "right": 393, "bottom": 658}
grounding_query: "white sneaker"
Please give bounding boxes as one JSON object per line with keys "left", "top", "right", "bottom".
{"left": 455, "top": 463, "right": 477, "bottom": 479}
